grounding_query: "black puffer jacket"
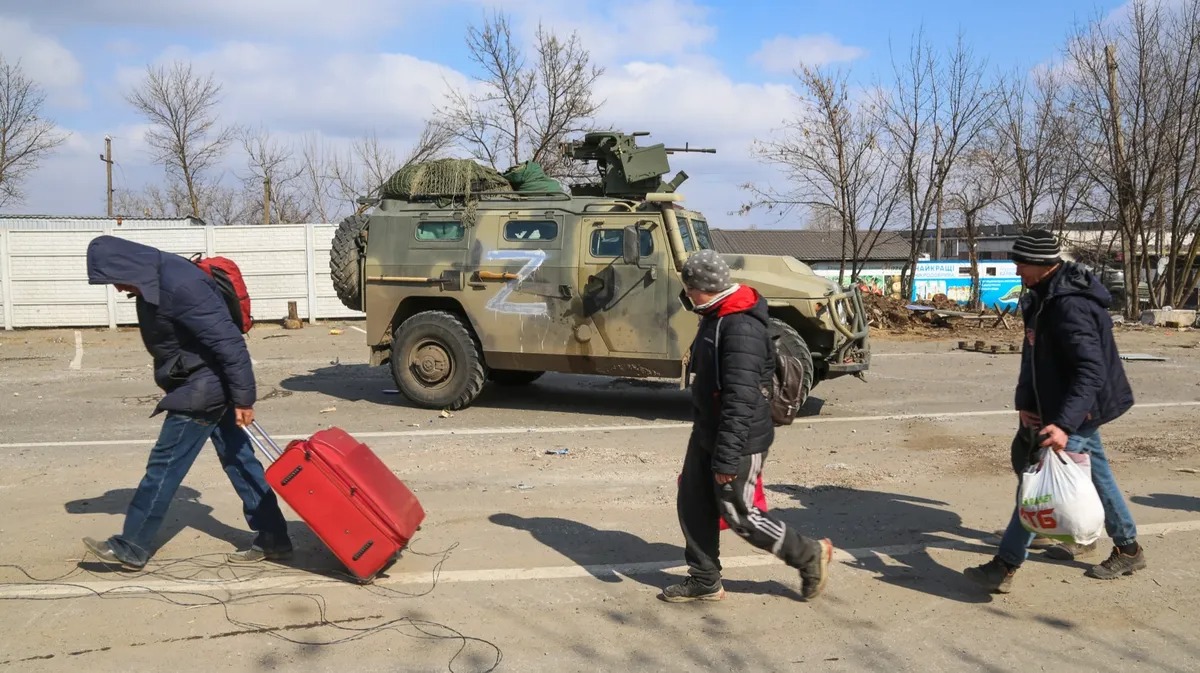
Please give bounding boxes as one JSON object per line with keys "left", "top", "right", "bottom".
{"left": 687, "top": 285, "right": 775, "bottom": 474}
{"left": 1015, "top": 261, "right": 1134, "bottom": 434}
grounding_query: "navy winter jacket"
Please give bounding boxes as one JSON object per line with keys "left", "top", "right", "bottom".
{"left": 686, "top": 285, "right": 775, "bottom": 474}
{"left": 86, "top": 236, "right": 256, "bottom": 416}
{"left": 1015, "top": 262, "right": 1134, "bottom": 435}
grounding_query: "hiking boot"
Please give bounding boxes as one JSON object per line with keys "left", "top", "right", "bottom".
{"left": 1044, "top": 541, "right": 1099, "bottom": 561}
{"left": 660, "top": 576, "right": 725, "bottom": 603}
{"left": 226, "top": 545, "right": 293, "bottom": 565}
{"left": 1086, "top": 545, "right": 1147, "bottom": 580}
{"left": 82, "top": 537, "right": 143, "bottom": 571}
{"left": 964, "top": 557, "right": 1016, "bottom": 593}
{"left": 799, "top": 538, "right": 834, "bottom": 601}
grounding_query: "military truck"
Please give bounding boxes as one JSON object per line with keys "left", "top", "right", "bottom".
{"left": 329, "top": 131, "right": 871, "bottom": 414}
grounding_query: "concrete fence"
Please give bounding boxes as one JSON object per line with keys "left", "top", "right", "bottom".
{"left": 0, "top": 223, "right": 363, "bottom": 330}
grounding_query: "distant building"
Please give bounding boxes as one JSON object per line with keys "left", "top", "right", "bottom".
{"left": 0, "top": 215, "right": 205, "bottom": 230}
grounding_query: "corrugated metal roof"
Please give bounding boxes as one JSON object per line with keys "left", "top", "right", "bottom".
{"left": 711, "top": 228, "right": 912, "bottom": 262}
{"left": 0, "top": 215, "right": 205, "bottom": 230}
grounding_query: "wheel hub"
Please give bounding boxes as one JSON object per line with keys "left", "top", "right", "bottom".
{"left": 411, "top": 342, "right": 451, "bottom": 385}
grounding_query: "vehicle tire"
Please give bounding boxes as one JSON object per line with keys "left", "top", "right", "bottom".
{"left": 489, "top": 369, "right": 545, "bottom": 386}
{"left": 390, "top": 310, "right": 487, "bottom": 410}
{"left": 768, "top": 317, "right": 815, "bottom": 411}
{"left": 330, "top": 213, "right": 369, "bottom": 311}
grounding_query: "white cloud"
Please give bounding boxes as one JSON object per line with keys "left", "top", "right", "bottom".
{"left": 0, "top": 17, "right": 86, "bottom": 107}
{"left": 0, "top": 0, "right": 410, "bottom": 39}
{"left": 752, "top": 34, "right": 867, "bottom": 73}
{"left": 592, "top": 61, "right": 801, "bottom": 224}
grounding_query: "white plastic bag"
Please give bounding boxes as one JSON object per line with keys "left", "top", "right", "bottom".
{"left": 1017, "top": 449, "right": 1105, "bottom": 545}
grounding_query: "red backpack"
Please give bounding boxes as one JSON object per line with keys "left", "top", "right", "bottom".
{"left": 190, "top": 253, "right": 253, "bottom": 333}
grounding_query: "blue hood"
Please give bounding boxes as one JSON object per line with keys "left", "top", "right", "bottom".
{"left": 86, "top": 235, "right": 164, "bottom": 305}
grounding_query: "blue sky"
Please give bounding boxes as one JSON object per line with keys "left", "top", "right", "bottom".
{"left": 0, "top": 0, "right": 1127, "bottom": 225}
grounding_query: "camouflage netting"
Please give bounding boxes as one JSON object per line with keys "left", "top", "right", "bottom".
{"left": 379, "top": 158, "right": 513, "bottom": 202}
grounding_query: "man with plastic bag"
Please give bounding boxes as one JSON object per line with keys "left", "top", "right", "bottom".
{"left": 965, "top": 230, "right": 1144, "bottom": 593}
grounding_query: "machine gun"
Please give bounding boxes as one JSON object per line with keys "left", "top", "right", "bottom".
{"left": 561, "top": 131, "right": 715, "bottom": 198}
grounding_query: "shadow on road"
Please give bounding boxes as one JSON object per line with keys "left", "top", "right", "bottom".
{"left": 1132, "top": 492, "right": 1200, "bottom": 513}
{"left": 64, "top": 485, "right": 254, "bottom": 552}
{"left": 765, "top": 484, "right": 998, "bottom": 604}
{"left": 487, "top": 513, "right": 801, "bottom": 600}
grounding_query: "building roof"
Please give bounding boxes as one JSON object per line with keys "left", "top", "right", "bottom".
{"left": 711, "top": 228, "right": 912, "bottom": 262}
{"left": 0, "top": 215, "right": 205, "bottom": 230}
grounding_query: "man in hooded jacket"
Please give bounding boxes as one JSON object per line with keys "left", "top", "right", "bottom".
{"left": 965, "top": 230, "right": 1143, "bottom": 593}
{"left": 662, "top": 249, "right": 833, "bottom": 603}
{"left": 82, "top": 235, "right": 291, "bottom": 569}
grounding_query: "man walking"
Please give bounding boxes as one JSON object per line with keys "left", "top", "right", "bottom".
{"left": 966, "top": 230, "right": 1144, "bottom": 593}
{"left": 82, "top": 235, "right": 291, "bottom": 569}
{"left": 663, "top": 249, "right": 833, "bottom": 603}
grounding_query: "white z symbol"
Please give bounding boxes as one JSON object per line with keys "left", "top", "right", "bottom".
{"left": 484, "top": 249, "right": 548, "bottom": 316}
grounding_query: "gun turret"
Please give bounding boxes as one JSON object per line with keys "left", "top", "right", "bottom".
{"left": 561, "top": 131, "right": 715, "bottom": 198}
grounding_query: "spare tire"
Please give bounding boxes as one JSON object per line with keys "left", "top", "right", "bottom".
{"left": 330, "top": 213, "right": 369, "bottom": 311}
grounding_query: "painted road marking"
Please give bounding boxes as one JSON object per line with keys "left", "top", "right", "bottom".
{"left": 2, "top": 519, "right": 1197, "bottom": 600}
{"left": 349, "top": 325, "right": 367, "bottom": 334}
{"left": 68, "top": 331, "right": 82, "bottom": 371}
{"left": 2, "top": 401, "right": 1198, "bottom": 450}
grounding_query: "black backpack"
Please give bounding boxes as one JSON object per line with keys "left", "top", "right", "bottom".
{"left": 711, "top": 316, "right": 807, "bottom": 426}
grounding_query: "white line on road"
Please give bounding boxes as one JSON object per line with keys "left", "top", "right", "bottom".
{"left": 2, "top": 519, "right": 1197, "bottom": 600}
{"left": 2, "top": 400, "right": 1198, "bottom": 450}
{"left": 349, "top": 325, "right": 367, "bottom": 334}
{"left": 68, "top": 331, "right": 82, "bottom": 371}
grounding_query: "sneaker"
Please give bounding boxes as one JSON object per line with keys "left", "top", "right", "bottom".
{"left": 799, "top": 538, "right": 834, "bottom": 601}
{"left": 660, "top": 576, "right": 725, "bottom": 603}
{"left": 82, "top": 537, "right": 144, "bottom": 571}
{"left": 964, "top": 557, "right": 1016, "bottom": 593}
{"left": 226, "top": 545, "right": 293, "bottom": 565}
{"left": 1044, "top": 541, "right": 1099, "bottom": 561}
{"left": 1086, "top": 545, "right": 1147, "bottom": 580}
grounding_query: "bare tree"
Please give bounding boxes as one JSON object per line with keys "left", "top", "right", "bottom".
{"left": 948, "top": 141, "right": 1008, "bottom": 309}
{"left": 742, "top": 65, "right": 902, "bottom": 285}
{"left": 0, "top": 56, "right": 68, "bottom": 208}
{"left": 125, "top": 60, "right": 234, "bottom": 219}
{"left": 1061, "top": 0, "right": 1200, "bottom": 314}
{"left": 437, "top": 11, "right": 604, "bottom": 178}
{"left": 994, "top": 70, "right": 1062, "bottom": 230}
{"left": 877, "top": 30, "right": 1000, "bottom": 297}
{"left": 239, "top": 126, "right": 310, "bottom": 223}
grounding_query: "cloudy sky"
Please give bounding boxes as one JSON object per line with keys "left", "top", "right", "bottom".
{"left": 0, "top": 0, "right": 1124, "bottom": 227}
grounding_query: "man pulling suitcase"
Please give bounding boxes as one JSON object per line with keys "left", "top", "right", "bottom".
{"left": 81, "top": 236, "right": 292, "bottom": 569}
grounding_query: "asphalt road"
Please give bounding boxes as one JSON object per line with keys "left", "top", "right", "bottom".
{"left": 0, "top": 322, "right": 1198, "bottom": 672}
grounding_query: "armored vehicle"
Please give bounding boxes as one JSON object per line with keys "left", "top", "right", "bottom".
{"left": 329, "top": 131, "right": 870, "bottom": 413}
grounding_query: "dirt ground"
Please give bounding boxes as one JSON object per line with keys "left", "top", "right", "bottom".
{"left": 0, "top": 321, "right": 1198, "bottom": 672}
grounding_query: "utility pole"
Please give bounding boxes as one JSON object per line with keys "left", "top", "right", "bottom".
{"left": 1105, "top": 43, "right": 1138, "bottom": 317}
{"left": 99, "top": 136, "right": 114, "bottom": 217}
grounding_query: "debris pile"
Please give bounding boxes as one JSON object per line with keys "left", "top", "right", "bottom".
{"left": 863, "top": 294, "right": 918, "bottom": 330}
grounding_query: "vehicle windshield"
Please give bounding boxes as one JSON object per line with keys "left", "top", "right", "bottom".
{"left": 691, "top": 216, "right": 713, "bottom": 250}
{"left": 676, "top": 216, "right": 696, "bottom": 252}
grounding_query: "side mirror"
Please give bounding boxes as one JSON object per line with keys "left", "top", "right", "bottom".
{"left": 622, "top": 224, "right": 642, "bottom": 266}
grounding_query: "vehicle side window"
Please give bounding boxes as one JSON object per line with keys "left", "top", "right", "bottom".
{"left": 677, "top": 217, "right": 695, "bottom": 252}
{"left": 590, "top": 229, "right": 654, "bottom": 258}
{"left": 504, "top": 220, "right": 558, "bottom": 241}
{"left": 415, "top": 221, "right": 464, "bottom": 241}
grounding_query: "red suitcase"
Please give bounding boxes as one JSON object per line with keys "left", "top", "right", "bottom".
{"left": 244, "top": 422, "right": 425, "bottom": 582}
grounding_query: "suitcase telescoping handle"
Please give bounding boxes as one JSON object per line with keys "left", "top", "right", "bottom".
{"left": 243, "top": 420, "right": 284, "bottom": 463}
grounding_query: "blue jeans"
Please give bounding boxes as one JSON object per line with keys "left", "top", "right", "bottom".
{"left": 107, "top": 407, "right": 290, "bottom": 566}
{"left": 998, "top": 428, "right": 1138, "bottom": 568}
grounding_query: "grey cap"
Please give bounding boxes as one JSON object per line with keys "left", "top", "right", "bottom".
{"left": 681, "top": 249, "right": 732, "bottom": 292}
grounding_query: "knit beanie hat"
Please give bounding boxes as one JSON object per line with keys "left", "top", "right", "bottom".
{"left": 681, "top": 249, "right": 733, "bottom": 292}
{"left": 1011, "top": 229, "right": 1062, "bottom": 266}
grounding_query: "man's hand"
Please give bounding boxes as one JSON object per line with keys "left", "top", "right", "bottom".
{"left": 235, "top": 407, "right": 255, "bottom": 428}
{"left": 1038, "top": 424, "right": 1069, "bottom": 452}
{"left": 1018, "top": 410, "right": 1041, "bottom": 428}
{"left": 714, "top": 473, "right": 736, "bottom": 485}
